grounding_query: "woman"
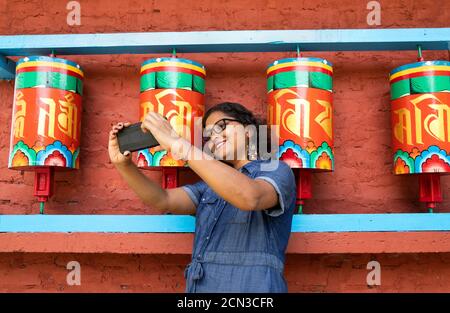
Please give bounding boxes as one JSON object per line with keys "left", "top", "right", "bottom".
{"left": 108, "top": 102, "right": 296, "bottom": 293}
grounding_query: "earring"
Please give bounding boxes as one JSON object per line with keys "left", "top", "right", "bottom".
{"left": 248, "top": 143, "right": 258, "bottom": 160}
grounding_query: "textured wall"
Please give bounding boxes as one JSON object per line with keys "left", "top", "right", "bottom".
{"left": 1, "top": 253, "right": 450, "bottom": 292}
{"left": 0, "top": 0, "right": 449, "bottom": 292}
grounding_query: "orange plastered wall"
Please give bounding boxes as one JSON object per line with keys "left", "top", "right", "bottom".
{"left": 0, "top": 0, "right": 449, "bottom": 292}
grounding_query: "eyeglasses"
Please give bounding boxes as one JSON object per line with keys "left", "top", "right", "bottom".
{"left": 203, "top": 118, "right": 240, "bottom": 142}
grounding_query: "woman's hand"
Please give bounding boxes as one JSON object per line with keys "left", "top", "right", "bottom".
{"left": 141, "top": 112, "right": 191, "bottom": 159}
{"left": 108, "top": 117, "right": 197, "bottom": 216}
{"left": 108, "top": 121, "right": 132, "bottom": 167}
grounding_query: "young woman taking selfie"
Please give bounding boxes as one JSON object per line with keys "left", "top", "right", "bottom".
{"left": 108, "top": 102, "right": 296, "bottom": 293}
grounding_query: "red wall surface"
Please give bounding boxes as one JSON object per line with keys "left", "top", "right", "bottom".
{"left": 0, "top": 0, "right": 450, "bottom": 292}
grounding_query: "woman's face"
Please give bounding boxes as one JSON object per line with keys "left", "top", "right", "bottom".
{"left": 204, "top": 111, "right": 249, "bottom": 162}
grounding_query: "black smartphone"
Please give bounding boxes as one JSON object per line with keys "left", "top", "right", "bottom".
{"left": 117, "top": 122, "right": 160, "bottom": 154}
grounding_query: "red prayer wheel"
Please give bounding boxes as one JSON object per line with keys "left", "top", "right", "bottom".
{"left": 390, "top": 59, "right": 450, "bottom": 211}
{"left": 8, "top": 56, "right": 84, "bottom": 213}
{"left": 267, "top": 57, "right": 334, "bottom": 213}
{"left": 137, "top": 57, "right": 205, "bottom": 188}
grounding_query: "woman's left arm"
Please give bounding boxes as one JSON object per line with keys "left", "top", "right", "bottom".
{"left": 187, "top": 156, "right": 279, "bottom": 212}
{"left": 141, "top": 112, "right": 279, "bottom": 212}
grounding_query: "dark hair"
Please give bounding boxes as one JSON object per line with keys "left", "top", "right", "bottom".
{"left": 203, "top": 102, "right": 263, "bottom": 129}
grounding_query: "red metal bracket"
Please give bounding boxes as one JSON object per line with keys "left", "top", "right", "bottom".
{"left": 295, "top": 170, "right": 312, "bottom": 213}
{"left": 161, "top": 167, "right": 179, "bottom": 189}
{"left": 419, "top": 173, "right": 442, "bottom": 211}
{"left": 33, "top": 167, "right": 54, "bottom": 213}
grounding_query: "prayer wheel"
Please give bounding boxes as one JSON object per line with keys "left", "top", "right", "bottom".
{"left": 390, "top": 59, "right": 450, "bottom": 211}
{"left": 267, "top": 57, "right": 334, "bottom": 212}
{"left": 8, "top": 56, "right": 84, "bottom": 213}
{"left": 137, "top": 57, "right": 205, "bottom": 188}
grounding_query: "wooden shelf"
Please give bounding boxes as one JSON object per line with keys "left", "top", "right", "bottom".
{"left": 2, "top": 214, "right": 450, "bottom": 233}
{"left": 0, "top": 214, "right": 450, "bottom": 254}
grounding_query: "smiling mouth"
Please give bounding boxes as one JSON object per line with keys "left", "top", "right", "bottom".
{"left": 214, "top": 140, "right": 226, "bottom": 151}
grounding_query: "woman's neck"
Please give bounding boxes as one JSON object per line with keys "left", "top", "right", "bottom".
{"left": 232, "top": 159, "right": 251, "bottom": 170}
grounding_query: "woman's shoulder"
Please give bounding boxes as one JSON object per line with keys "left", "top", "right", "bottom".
{"left": 253, "top": 159, "right": 294, "bottom": 174}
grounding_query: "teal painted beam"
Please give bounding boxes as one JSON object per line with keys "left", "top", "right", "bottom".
{"left": 0, "top": 28, "right": 449, "bottom": 57}
{"left": 291, "top": 213, "right": 450, "bottom": 232}
{"left": 1, "top": 213, "right": 450, "bottom": 233}
{"left": 0, "top": 215, "right": 196, "bottom": 233}
{"left": 1, "top": 28, "right": 450, "bottom": 79}
{"left": 0, "top": 55, "right": 15, "bottom": 80}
